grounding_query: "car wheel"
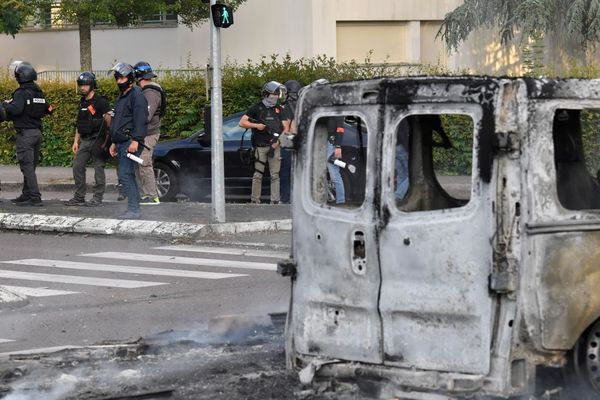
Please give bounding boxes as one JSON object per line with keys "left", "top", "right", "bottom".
{"left": 563, "top": 318, "right": 600, "bottom": 399}
{"left": 154, "top": 163, "right": 179, "bottom": 201}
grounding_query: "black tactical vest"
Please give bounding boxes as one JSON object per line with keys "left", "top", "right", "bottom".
{"left": 77, "top": 96, "right": 106, "bottom": 137}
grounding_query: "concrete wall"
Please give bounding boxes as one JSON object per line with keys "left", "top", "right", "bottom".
{"left": 0, "top": 0, "right": 524, "bottom": 76}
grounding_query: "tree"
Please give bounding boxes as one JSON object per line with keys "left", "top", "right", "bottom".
{"left": 4, "top": 0, "right": 248, "bottom": 71}
{"left": 438, "top": 0, "right": 600, "bottom": 63}
{"left": 0, "top": 0, "right": 33, "bottom": 37}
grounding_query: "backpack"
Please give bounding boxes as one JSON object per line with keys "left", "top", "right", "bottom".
{"left": 142, "top": 84, "right": 167, "bottom": 118}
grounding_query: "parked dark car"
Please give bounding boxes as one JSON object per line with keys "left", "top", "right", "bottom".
{"left": 152, "top": 112, "right": 367, "bottom": 202}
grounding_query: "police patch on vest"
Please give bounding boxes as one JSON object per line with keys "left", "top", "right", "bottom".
{"left": 32, "top": 98, "right": 46, "bottom": 104}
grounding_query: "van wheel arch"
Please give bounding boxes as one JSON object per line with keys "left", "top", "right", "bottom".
{"left": 562, "top": 317, "right": 600, "bottom": 399}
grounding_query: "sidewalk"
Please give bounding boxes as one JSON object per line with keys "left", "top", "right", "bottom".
{"left": 0, "top": 165, "right": 291, "bottom": 240}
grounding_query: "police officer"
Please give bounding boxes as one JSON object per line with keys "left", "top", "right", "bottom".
{"left": 2, "top": 62, "right": 52, "bottom": 206}
{"left": 108, "top": 63, "right": 149, "bottom": 219}
{"left": 65, "top": 72, "right": 111, "bottom": 207}
{"left": 280, "top": 80, "right": 302, "bottom": 204}
{"left": 239, "top": 81, "right": 290, "bottom": 204}
{"left": 134, "top": 61, "right": 164, "bottom": 205}
{"left": 327, "top": 116, "right": 346, "bottom": 205}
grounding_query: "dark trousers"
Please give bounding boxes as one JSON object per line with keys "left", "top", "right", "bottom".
{"left": 16, "top": 128, "right": 42, "bottom": 200}
{"left": 280, "top": 148, "right": 292, "bottom": 203}
{"left": 73, "top": 137, "right": 106, "bottom": 201}
{"left": 117, "top": 142, "right": 141, "bottom": 213}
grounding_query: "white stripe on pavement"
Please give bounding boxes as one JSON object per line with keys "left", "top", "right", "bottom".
{"left": 0, "top": 339, "right": 15, "bottom": 344}
{"left": 3, "top": 259, "right": 247, "bottom": 280}
{"left": 82, "top": 252, "right": 278, "bottom": 271}
{"left": 155, "top": 245, "right": 289, "bottom": 259}
{"left": 0, "top": 285, "right": 79, "bottom": 297}
{"left": 0, "top": 270, "right": 166, "bottom": 288}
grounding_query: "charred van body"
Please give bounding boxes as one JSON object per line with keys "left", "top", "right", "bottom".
{"left": 281, "top": 77, "right": 600, "bottom": 399}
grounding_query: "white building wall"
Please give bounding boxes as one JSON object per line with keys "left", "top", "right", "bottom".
{"left": 0, "top": 0, "right": 523, "bottom": 75}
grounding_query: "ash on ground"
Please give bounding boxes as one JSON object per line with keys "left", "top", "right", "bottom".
{"left": 0, "top": 317, "right": 361, "bottom": 400}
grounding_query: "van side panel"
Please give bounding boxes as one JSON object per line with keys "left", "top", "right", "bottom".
{"left": 536, "top": 232, "right": 600, "bottom": 349}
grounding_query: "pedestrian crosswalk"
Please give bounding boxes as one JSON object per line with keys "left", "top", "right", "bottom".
{"left": 0, "top": 244, "right": 286, "bottom": 301}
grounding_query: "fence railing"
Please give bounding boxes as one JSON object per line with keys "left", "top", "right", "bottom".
{"left": 37, "top": 69, "right": 207, "bottom": 81}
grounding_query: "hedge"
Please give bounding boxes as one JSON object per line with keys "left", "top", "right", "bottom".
{"left": 1, "top": 55, "right": 599, "bottom": 177}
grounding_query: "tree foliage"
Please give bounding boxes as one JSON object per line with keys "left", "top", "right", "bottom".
{"left": 439, "top": 0, "right": 600, "bottom": 55}
{"left": 0, "top": 0, "right": 34, "bottom": 37}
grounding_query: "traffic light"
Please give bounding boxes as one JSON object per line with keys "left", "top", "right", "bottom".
{"left": 211, "top": 3, "right": 234, "bottom": 28}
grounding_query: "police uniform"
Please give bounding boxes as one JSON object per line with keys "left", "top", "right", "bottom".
{"left": 72, "top": 94, "right": 110, "bottom": 203}
{"left": 326, "top": 116, "right": 346, "bottom": 204}
{"left": 279, "top": 102, "right": 295, "bottom": 203}
{"left": 245, "top": 100, "right": 286, "bottom": 204}
{"left": 4, "top": 82, "right": 50, "bottom": 205}
{"left": 110, "top": 86, "right": 148, "bottom": 214}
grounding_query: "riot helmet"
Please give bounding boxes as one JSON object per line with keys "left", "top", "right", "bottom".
{"left": 262, "top": 80, "right": 284, "bottom": 96}
{"left": 133, "top": 61, "right": 157, "bottom": 81}
{"left": 77, "top": 71, "right": 97, "bottom": 88}
{"left": 14, "top": 61, "right": 37, "bottom": 84}
{"left": 284, "top": 80, "right": 302, "bottom": 101}
{"left": 109, "top": 62, "right": 135, "bottom": 93}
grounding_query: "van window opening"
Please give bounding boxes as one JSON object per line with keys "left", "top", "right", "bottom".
{"left": 553, "top": 108, "right": 600, "bottom": 210}
{"left": 311, "top": 115, "right": 368, "bottom": 209}
{"left": 394, "top": 114, "right": 474, "bottom": 212}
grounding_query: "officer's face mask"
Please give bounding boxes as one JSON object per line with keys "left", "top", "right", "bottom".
{"left": 116, "top": 79, "right": 131, "bottom": 93}
{"left": 262, "top": 94, "right": 279, "bottom": 108}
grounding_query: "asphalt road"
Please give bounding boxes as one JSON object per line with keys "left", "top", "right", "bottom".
{"left": 0, "top": 231, "right": 291, "bottom": 354}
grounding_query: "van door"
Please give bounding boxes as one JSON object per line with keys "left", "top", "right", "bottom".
{"left": 289, "top": 110, "right": 383, "bottom": 364}
{"left": 377, "top": 105, "right": 495, "bottom": 374}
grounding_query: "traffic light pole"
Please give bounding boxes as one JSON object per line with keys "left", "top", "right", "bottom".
{"left": 210, "top": 0, "right": 226, "bottom": 223}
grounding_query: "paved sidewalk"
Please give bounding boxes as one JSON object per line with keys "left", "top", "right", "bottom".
{"left": 0, "top": 165, "right": 291, "bottom": 240}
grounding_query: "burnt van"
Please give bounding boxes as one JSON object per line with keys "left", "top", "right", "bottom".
{"left": 278, "top": 77, "right": 600, "bottom": 399}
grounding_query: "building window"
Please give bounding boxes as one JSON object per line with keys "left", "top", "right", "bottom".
{"left": 25, "top": 1, "right": 177, "bottom": 30}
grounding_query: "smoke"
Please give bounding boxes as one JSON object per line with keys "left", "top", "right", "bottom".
{"left": 4, "top": 373, "right": 80, "bottom": 400}
{"left": 1, "top": 315, "right": 284, "bottom": 399}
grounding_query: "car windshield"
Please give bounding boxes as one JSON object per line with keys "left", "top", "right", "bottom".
{"left": 191, "top": 112, "right": 246, "bottom": 142}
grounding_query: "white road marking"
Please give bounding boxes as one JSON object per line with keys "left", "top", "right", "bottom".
{"left": 0, "top": 270, "right": 165, "bottom": 288}
{"left": 82, "top": 252, "right": 278, "bottom": 271}
{"left": 0, "top": 285, "right": 79, "bottom": 297}
{"left": 155, "top": 245, "right": 289, "bottom": 259}
{"left": 3, "top": 259, "right": 247, "bottom": 280}
{"left": 0, "top": 339, "right": 15, "bottom": 344}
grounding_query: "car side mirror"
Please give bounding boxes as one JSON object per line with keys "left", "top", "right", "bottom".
{"left": 197, "top": 131, "right": 211, "bottom": 147}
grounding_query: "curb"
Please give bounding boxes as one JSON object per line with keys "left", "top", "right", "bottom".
{"left": 0, "top": 212, "right": 291, "bottom": 240}
{"left": 1, "top": 182, "right": 118, "bottom": 193}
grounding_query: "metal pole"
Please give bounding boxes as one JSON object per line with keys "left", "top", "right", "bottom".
{"left": 210, "top": 0, "right": 226, "bottom": 222}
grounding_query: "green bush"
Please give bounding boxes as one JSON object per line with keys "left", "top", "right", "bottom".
{"left": 2, "top": 55, "right": 599, "bottom": 178}
{"left": 0, "top": 54, "right": 449, "bottom": 167}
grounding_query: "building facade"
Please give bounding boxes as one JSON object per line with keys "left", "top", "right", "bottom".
{"left": 0, "top": 0, "right": 523, "bottom": 76}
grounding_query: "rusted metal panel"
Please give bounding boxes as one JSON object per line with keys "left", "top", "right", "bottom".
{"left": 537, "top": 233, "right": 600, "bottom": 349}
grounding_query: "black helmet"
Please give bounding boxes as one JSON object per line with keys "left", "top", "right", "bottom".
{"left": 77, "top": 71, "right": 97, "bottom": 89}
{"left": 133, "top": 61, "right": 157, "bottom": 80}
{"left": 109, "top": 62, "right": 135, "bottom": 81}
{"left": 262, "top": 80, "right": 285, "bottom": 97}
{"left": 284, "top": 80, "right": 302, "bottom": 95}
{"left": 14, "top": 61, "right": 37, "bottom": 83}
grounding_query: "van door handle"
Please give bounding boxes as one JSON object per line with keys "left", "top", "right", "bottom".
{"left": 352, "top": 231, "right": 367, "bottom": 275}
